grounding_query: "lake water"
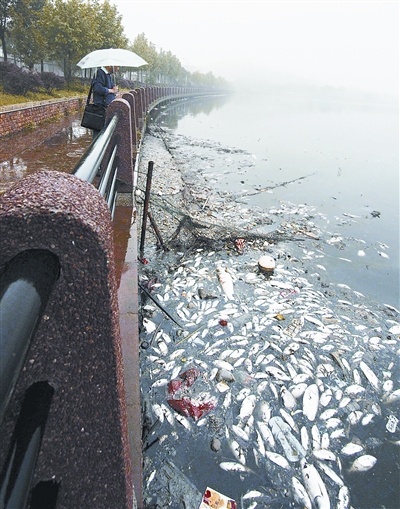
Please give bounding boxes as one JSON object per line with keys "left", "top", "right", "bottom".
{"left": 152, "top": 90, "right": 399, "bottom": 309}
{"left": 140, "top": 91, "right": 400, "bottom": 509}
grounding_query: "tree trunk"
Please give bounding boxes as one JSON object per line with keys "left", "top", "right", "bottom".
{"left": 0, "top": 32, "right": 8, "bottom": 61}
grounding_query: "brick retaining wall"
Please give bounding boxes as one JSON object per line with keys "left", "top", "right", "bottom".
{"left": 0, "top": 97, "right": 84, "bottom": 138}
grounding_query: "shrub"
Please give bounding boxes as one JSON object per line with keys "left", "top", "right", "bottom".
{"left": 0, "top": 61, "right": 19, "bottom": 83}
{"left": 3, "top": 67, "right": 44, "bottom": 95}
{"left": 118, "top": 78, "right": 136, "bottom": 90}
{"left": 40, "top": 72, "right": 65, "bottom": 93}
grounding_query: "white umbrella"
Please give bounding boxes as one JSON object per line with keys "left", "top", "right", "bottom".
{"left": 77, "top": 48, "right": 147, "bottom": 69}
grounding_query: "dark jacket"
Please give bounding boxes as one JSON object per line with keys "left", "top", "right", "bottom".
{"left": 93, "top": 68, "right": 115, "bottom": 107}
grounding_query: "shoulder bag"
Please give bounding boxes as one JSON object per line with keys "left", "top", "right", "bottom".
{"left": 81, "top": 80, "right": 106, "bottom": 131}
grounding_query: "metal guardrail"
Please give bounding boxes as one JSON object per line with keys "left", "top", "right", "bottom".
{"left": 0, "top": 250, "right": 60, "bottom": 426}
{"left": 0, "top": 85, "right": 225, "bottom": 509}
{"left": 0, "top": 250, "right": 59, "bottom": 509}
{"left": 73, "top": 113, "right": 119, "bottom": 217}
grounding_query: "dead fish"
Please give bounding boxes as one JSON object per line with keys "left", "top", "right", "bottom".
{"left": 280, "top": 386, "right": 297, "bottom": 410}
{"left": 336, "top": 486, "right": 350, "bottom": 509}
{"left": 219, "top": 461, "right": 252, "bottom": 473}
{"left": 311, "top": 424, "right": 321, "bottom": 450}
{"left": 265, "top": 450, "right": 290, "bottom": 469}
{"left": 291, "top": 477, "right": 312, "bottom": 509}
{"left": 257, "top": 401, "right": 272, "bottom": 423}
{"left": 257, "top": 420, "right": 275, "bottom": 448}
{"left": 269, "top": 416, "right": 306, "bottom": 462}
{"left": 216, "top": 266, "right": 234, "bottom": 299}
{"left": 175, "top": 413, "right": 192, "bottom": 430}
{"left": 152, "top": 403, "right": 164, "bottom": 424}
{"left": 301, "top": 459, "right": 331, "bottom": 509}
{"left": 226, "top": 428, "right": 246, "bottom": 464}
{"left": 239, "top": 394, "right": 257, "bottom": 422}
{"left": 303, "top": 384, "right": 319, "bottom": 421}
{"left": 344, "top": 384, "right": 365, "bottom": 396}
{"left": 316, "top": 461, "right": 344, "bottom": 487}
{"left": 265, "top": 366, "right": 291, "bottom": 381}
{"left": 383, "top": 388, "right": 400, "bottom": 405}
{"left": 348, "top": 454, "right": 377, "bottom": 473}
{"left": 341, "top": 442, "right": 364, "bottom": 456}
{"left": 301, "top": 426, "right": 310, "bottom": 452}
{"left": 231, "top": 424, "right": 250, "bottom": 442}
{"left": 319, "top": 389, "right": 333, "bottom": 407}
{"left": 360, "top": 361, "right": 379, "bottom": 391}
{"left": 312, "top": 449, "right": 336, "bottom": 462}
{"left": 143, "top": 318, "right": 158, "bottom": 333}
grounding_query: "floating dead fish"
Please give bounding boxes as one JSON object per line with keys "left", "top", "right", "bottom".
{"left": 348, "top": 454, "right": 377, "bottom": 473}
{"left": 216, "top": 266, "right": 234, "bottom": 299}
{"left": 337, "top": 486, "right": 350, "bottom": 509}
{"left": 359, "top": 361, "right": 380, "bottom": 391}
{"left": 301, "top": 459, "right": 331, "bottom": 509}
{"left": 265, "top": 366, "right": 291, "bottom": 381}
{"left": 383, "top": 388, "right": 400, "bottom": 405}
{"left": 265, "top": 450, "right": 290, "bottom": 469}
{"left": 280, "top": 386, "right": 297, "bottom": 410}
{"left": 303, "top": 384, "right": 319, "bottom": 421}
{"left": 341, "top": 442, "right": 364, "bottom": 456}
{"left": 291, "top": 476, "right": 312, "bottom": 509}
{"left": 269, "top": 416, "right": 306, "bottom": 462}
{"left": 219, "top": 461, "right": 252, "bottom": 473}
{"left": 317, "top": 461, "right": 344, "bottom": 487}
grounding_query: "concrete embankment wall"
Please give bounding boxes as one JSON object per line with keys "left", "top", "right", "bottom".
{"left": 0, "top": 97, "right": 84, "bottom": 138}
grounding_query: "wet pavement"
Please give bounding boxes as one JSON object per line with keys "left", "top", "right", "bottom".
{"left": 0, "top": 112, "right": 91, "bottom": 193}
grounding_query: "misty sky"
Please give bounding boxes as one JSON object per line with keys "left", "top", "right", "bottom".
{"left": 113, "top": 1, "right": 399, "bottom": 96}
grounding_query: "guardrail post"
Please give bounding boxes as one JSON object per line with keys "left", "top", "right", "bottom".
{"left": 122, "top": 92, "right": 138, "bottom": 150}
{"left": 105, "top": 98, "right": 134, "bottom": 189}
{"left": 0, "top": 171, "right": 137, "bottom": 509}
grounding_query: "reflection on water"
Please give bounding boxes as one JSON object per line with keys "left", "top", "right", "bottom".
{"left": 0, "top": 112, "right": 92, "bottom": 193}
{"left": 149, "top": 94, "right": 233, "bottom": 130}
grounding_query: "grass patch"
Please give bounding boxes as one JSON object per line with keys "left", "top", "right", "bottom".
{"left": 0, "top": 86, "right": 87, "bottom": 107}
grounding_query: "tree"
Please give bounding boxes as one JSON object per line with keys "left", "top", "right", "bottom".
{"left": 131, "top": 33, "right": 158, "bottom": 82}
{"left": 96, "top": 0, "right": 128, "bottom": 49}
{"left": 0, "top": 0, "right": 16, "bottom": 60}
{"left": 9, "top": 0, "right": 46, "bottom": 69}
{"left": 39, "top": 0, "right": 127, "bottom": 83}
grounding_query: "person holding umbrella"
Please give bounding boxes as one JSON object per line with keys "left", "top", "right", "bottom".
{"left": 77, "top": 49, "right": 147, "bottom": 137}
{"left": 93, "top": 65, "right": 119, "bottom": 106}
{"left": 91, "top": 65, "right": 119, "bottom": 138}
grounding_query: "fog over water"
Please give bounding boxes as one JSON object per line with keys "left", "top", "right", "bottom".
{"left": 114, "top": 1, "right": 398, "bottom": 98}
{"left": 154, "top": 90, "right": 399, "bottom": 308}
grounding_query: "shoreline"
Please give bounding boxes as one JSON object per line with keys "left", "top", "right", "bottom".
{"left": 136, "top": 127, "right": 400, "bottom": 508}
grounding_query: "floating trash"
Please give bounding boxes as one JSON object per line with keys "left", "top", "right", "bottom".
{"left": 199, "top": 487, "right": 236, "bottom": 509}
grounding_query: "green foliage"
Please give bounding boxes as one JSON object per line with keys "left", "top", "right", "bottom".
{"left": 9, "top": 0, "right": 45, "bottom": 69}
{"left": 0, "top": 0, "right": 17, "bottom": 59}
{"left": 39, "top": 0, "right": 98, "bottom": 82}
{"left": 5, "top": 0, "right": 129, "bottom": 83}
{"left": 96, "top": 0, "right": 128, "bottom": 49}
